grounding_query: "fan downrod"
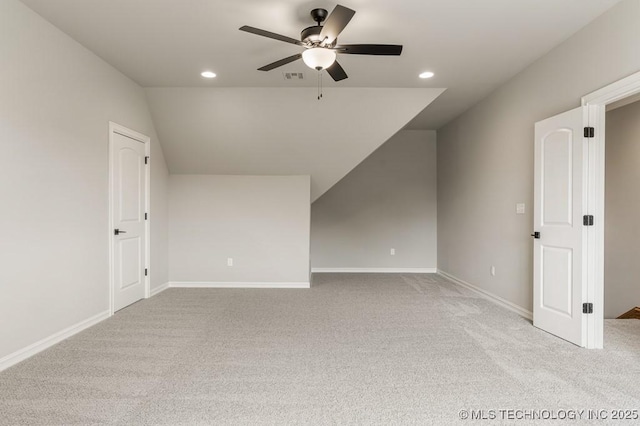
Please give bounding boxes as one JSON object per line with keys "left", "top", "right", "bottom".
{"left": 310, "top": 8, "right": 328, "bottom": 25}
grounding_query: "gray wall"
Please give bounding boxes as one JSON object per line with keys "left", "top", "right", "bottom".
{"left": 605, "top": 101, "right": 640, "bottom": 318}
{"left": 169, "top": 175, "right": 310, "bottom": 284}
{"left": 311, "top": 130, "right": 437, "bottom": 270}
{"left": 437, "top": 0, "right": 640, "bottom": 311}
{"left": 0, "top": 0, "right": 169, "bottom": 362}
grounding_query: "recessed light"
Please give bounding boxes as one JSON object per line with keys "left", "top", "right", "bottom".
{"left": 419, "top": 71, "right": 434, "bottom": 79}
{"left": 201, "top": 71, "right": 217, "bottom": 79}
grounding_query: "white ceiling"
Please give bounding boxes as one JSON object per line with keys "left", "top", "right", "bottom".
{"left": 20, "top": 0, "right": 621, "bottom": 129}
{"left": 146, "top": 87, "right": 444, "bottom": 200}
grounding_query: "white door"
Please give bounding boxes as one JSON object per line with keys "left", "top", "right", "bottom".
{"left": 533, "top": 107, "right": 588, "bottom": 346}
{"left": 111, "top": 131, "right": 147, "bottom": 312}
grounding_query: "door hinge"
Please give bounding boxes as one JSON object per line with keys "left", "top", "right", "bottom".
{"left": 145, "top": 156, "right": 149, "bottom": 164}
{"left": 145, "top": 212, "right": 148, "bottom": 220}
{"left": 584, "top": 127, "right": 595, "bottom": 138}
{"left": 583, "top": 303, "right": 593, "bottom": 314}
{"left": 583, "top": 215, "right": 594, "bottom": 226}
{"left": 145, "top": 268, "right": 148, "bottom": 276}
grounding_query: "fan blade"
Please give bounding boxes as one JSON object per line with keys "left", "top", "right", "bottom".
{"left": 335, "top": 44, "right": 403, "bottom": 55}
{"left": 326, "top": 61, "right": 348, "bottom": 82}
{"left": 319, "top": 5, "right": 356, "bottom": 45}
{"left": 239, "top": 26, "right": 304, "bottom": 46}
{"left": 258, "top": 53, "right": 302, "bottom": 71}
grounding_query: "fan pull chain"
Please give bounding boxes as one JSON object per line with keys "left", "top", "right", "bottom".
{"left": 317, "top": 68, "right": 324, "bottom": 100}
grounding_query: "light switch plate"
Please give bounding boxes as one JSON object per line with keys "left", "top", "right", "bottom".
{"left": 516, "top": 203, "right": 525, "bottom": 215}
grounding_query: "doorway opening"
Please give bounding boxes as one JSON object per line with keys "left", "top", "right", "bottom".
{"left": 602, "top": 98, "right": 640, "bottom": 344}
{"left": 581, "top": 70, "right": 640, "bottom": 348}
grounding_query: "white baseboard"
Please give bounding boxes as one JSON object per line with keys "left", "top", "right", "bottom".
{"left": 0, "top": 310, "right": 110, "bottom": 373}
{"left": 311, "top": 268, "right": 437, "bottom": 274}
{"left": 438, "top": 270, "right": 533, "bottom": 320}
{"left": 150, "top": 282, "right": 170, "bottom": 297}
{"left": 169, "top": 281, "right": 311, "bottom": 289}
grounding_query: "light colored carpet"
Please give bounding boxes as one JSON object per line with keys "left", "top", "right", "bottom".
{"left": 1, "top": 273, "right": 639, "bottom": 425}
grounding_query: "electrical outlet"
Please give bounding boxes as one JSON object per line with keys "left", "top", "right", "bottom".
{"left": 516, "top": 203, "right": 526, "bottom": 215}
{"left": 227, "top": 258, "right": 233, "bottom": 267}
{"left": 390, "top": 248, "right": 396, "bottom": 256}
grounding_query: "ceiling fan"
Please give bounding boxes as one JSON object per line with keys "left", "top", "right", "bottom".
{"left": 239, "top": 4, "right": 403, "bottom": 82}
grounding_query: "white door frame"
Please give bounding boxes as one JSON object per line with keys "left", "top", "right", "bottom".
{"left": 581, "top": 70, "right": 640, "bottom": 348}
{"left": 108, "top": 122, "right": 151, "bottom": 316}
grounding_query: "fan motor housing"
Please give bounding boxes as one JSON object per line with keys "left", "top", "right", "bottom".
{"left": 301, "top": 26, "right": 321, "bottom": 44}
{"left": 301, "top": 25, "right": 336, "bottom": 47}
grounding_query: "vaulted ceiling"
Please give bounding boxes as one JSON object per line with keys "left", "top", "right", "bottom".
{"left": 19, "top": 0, "right": 622, "bottom": 198}
{"left": 20, "top": 0, "right": 621, "bottom": 128}
{"left": 146, "top": 87, "right": 443, "bottom": 200}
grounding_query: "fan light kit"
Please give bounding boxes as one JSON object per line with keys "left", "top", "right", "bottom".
{"left": 239, "top": 4, "right": 403, "bottom": 99}
{"left": 302, "top": 48, "right": 337, "bottom": 70}
{"left": 201, "top": 71, "right": 217, "bottom": 78}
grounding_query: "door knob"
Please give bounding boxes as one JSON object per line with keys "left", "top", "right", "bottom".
{"left": 114, "top": 229, "right": 127, "bottom": 235}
